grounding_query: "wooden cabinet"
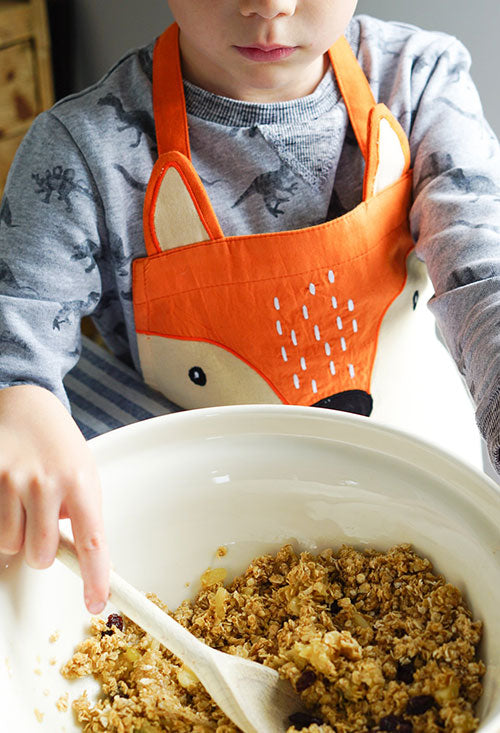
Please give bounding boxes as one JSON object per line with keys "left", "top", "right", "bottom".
{"left": 0, "top": 0, "right": 54, "bottom": 194}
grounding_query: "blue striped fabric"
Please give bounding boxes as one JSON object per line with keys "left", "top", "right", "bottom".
{"left": 63, "top": 337, "right": 181, "bottom": 439}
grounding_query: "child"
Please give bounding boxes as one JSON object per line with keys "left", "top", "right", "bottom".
{"left": 1, "top": 0, "right": 499, "bottom": 615}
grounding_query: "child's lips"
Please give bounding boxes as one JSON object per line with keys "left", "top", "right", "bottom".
{"left": 234, "top": 45, "right": 297, "bottom": 62}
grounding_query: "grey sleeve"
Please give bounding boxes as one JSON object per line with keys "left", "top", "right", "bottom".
{"left": 0, "top": 111, "right": 104, "bottom": 409}
{"left": 408, "top": 38, "right": 500, "bottom": 470}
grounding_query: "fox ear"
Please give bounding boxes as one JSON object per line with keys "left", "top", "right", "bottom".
{"left": 145, "top": 151, "right": 223, "bottom": 253}
{"left": 363, "top": 104, "right": 411, "bottom": 198}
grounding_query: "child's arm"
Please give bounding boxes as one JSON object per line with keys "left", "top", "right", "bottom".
{"left": 0, "top": 110, "right": 114, "bottom": 610}
{"left": 0, "top": 383, "right": 109, "bottom": 613}
{"left": 405, "top": 35, "right": 500, "bottom": 470}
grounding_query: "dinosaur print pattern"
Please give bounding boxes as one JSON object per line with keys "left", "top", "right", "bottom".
{"left": 0, "top": 329, "right": 29, "bottom": 352}
{"left": 112, "top": 164, "right": 223, "bottom": 200}
{"left": 415, "top": 152, "right": 454, "bottom": 194}
{"left": 0, "top": 197, "right": 16, "bottom": 227}
{"left": 448, "top": 263, "right": 499, "bottom": 289}
{"left": 92, "top": 287, "right": 132, "bottom": 316}
{"left": 445, "top": 169, "right": 500, "bottom": 200}
{"left": 70, "top": 234, "right": 133, "bottom": 278}
{"left": 114, "top": 164, "right": 147, "bottom": 192}
{"left": 419, "top": 151, "right": 453, "bottom": 179}
{"left": 53, "top": 292, "right": 100, "bottom": 330}
{"left": 71, "top": 239, "right": 100, "bottom": 273}
{"left": 107, "top": 231, "right": 133, "bottom": 277}
{"left": 98, "top": 93, "right": 156, "bottom": 148}
{"left": 32, "top": 166, "right": 94, "bottom": 211}
{"left": 232, "top": 162, "right": 299, "bottom": 217}
{"left": 437, "top": 97, "right": 481, "bottom": 122}
{"left": 454, "top": 219, "right": 500, "bottom": 234}
{"left": 0, "top": 259, "right": 39, "bottom": 297}
{"left": 360, "top": 29, "right": 405, "bottom": 60}
{"left": 199, "top": 175, "right": 224, "bottom": 188}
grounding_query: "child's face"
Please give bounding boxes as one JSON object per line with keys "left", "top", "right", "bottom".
{"left": 167, "top": 0, "right": 358, "bottom": 102}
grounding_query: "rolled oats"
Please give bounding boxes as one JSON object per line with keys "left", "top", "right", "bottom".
{"left": 62, "top": 544, "right": 484, "bottom": 732}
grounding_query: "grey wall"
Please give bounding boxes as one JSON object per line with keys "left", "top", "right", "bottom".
{"left": 356, "top": 0, "right": 499, "bottom": 134}
{"left": 71, "top": 1, "right": 499, "bottom": 134}
{"left": 71, "top": 0, "right": 174, "bottom": 91}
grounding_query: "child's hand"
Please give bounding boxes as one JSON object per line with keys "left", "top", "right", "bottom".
{"left": 0, "top": 384, "right": 110, "bottom": 613}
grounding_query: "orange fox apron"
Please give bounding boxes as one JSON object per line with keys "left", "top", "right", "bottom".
{"left": 133, "top": 24, "right": 482, "bottom": 466}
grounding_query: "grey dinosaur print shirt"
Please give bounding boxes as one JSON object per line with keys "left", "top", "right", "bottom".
{"left": 1, "top": 14, "right": 500, "bottom": 466}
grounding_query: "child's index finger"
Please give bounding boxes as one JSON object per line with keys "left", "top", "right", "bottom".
{"left": 67, "top": 498, "right": 110, "bottom": 614}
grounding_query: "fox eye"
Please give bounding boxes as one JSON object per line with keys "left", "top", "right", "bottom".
{"left": 189, "top": 366, "right": 207, "bottom": 386}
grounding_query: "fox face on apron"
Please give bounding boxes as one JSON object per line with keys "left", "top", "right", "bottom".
{"left": 132, "top": 23, "right": 481, "bottom": 465}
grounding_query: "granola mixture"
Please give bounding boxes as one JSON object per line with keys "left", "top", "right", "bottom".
{"left": 61, "top": 544, "right": 485, "bottom": 733}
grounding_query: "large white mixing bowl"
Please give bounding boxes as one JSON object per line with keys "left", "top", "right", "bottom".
{"left": 1, "top": 405, "right": 499, "bottom": 731}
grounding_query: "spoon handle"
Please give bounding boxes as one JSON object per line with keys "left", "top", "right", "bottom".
{"left": 56, "top": 533, "right": 211, "bottom": 672}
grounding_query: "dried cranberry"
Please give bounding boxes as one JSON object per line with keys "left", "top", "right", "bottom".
{"left": 296, "top": 669, "right": 317, "bottom": 692}
{"left": 106, "top": 613, "right": 124, "bottom": 632}
{"left": 379, "top": 714, "right": 413, "bottom": 732}
{"left": 330, "top": 600, "right": 340, "bottom": 615}
{"left": 406, "top": 695, "right": 436, "bottom": 716}
{"left": 396, "top": 660, "right": 415, "bottom": 684}
{"left": 288, "top": 711, "right": 324, "bottom": 729}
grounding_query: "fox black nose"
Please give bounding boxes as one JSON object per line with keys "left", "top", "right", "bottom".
{"left": 312, "top": 390, "right": 373, "bottom": 416}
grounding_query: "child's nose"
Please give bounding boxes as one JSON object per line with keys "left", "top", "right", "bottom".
{"left": 238, "top": 0, "right": 296, "bottom": 20}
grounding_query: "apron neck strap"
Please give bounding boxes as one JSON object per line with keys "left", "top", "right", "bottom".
{"left": 153, "top": 23, "right": 191, "bottom": 158}
{"left": 153, "top": 23, "right": 376, "bottom": 161}
{"left": 328, "top": 36, "right": 375, "bottom": 160}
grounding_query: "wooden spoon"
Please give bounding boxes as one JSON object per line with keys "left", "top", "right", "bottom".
{"left": 56, "top": 534, "right": 303, "bottom": 733}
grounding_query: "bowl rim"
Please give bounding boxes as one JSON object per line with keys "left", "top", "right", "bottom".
{"left": 89, "top": 404, "right": 500, "bottom": 501}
